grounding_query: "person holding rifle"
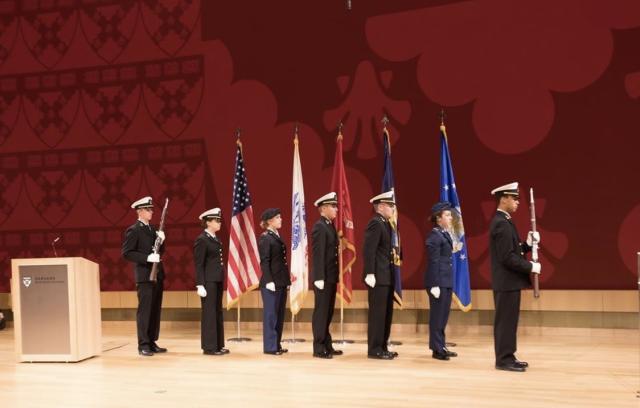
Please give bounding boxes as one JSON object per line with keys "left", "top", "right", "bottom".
{"left": 122, "top": 196, "right": 167, "bottom": 357}
{"left": 490, "top": 183, "right": 541, "bottom": 372}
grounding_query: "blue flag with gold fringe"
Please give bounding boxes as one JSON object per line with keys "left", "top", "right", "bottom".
{"left": 439, "top": 124, "right": 472, "bottom": 311}
{"left": 381, "top": 127, "right": 403, "bottom": 307}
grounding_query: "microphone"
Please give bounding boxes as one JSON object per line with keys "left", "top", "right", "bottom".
{"left": 52, "top": 236, "right": 61, "bottom": 257}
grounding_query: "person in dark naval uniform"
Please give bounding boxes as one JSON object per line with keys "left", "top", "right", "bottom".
{"left": 258, "top": 208, "right": 291, "bottom": 355}
{"left": 122, "top": 196, "right": 167, "bottom": 357}
{"left": 194, "top": 208, "right": 229, "bottom": 356}
{"left": 490, "top": 182, "right": 541, "bottom": 372}
{"left": 311, "top": 192, "right": 342, "bottom": 359}
{"left": 363, "top": 190, "right": 397, "bottom": 360}
{"left": 424, "top": 201, "right": 458, "bottom": 361}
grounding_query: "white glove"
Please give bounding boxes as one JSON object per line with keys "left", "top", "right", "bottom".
{"left": 365, "top": 274, "right": 376, "bottom": 288}
{"left": 196, "top": 285, "right": 207, "bottom": 297}
{"left": 526, "top": 231, "right": 540, "bottom": 246}
{"left": 530, "top": 262, "right": 542, "bottom": 274}
{"left": 156, "top": 231, "right": 165, "bottom": 243}
{"left": 430, "top": 286, "right": 441, "bottom": 299}
{"left": 314, "top": 280, "right": 325, "bottom": 290}
{"left": 147, "top": 253, "right": 160, "bottom": 263}
{"left": 266, "top": 282, "right": 276, "bottom": 292}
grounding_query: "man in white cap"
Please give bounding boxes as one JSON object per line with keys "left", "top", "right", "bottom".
{"left": 363, "top": 190, "right": 397, "bottom": 360}
{"left": 122, "top": 196, "right": 167, "bottom": 356}
{"left": 311, "top": 192, "right": 341, "bottom": 359}
{"left": 490, "top": 182, "right": 541, "bottom": 372}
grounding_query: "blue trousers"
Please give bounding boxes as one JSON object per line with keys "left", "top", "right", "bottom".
{"left": 261, "top": 287, "right": 287, "bottom": 352}
{"left": 428, "top": 287, "right": 452, "bottom": 352}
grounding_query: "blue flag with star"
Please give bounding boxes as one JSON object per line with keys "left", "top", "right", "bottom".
{"left": 381, "top": 127, "right": 403, "bottom": 307}
{"left": 440, "top": 125, "right": 472, "bottom": 311}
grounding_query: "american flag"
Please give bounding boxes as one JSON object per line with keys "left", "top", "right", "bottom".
{"left": 226, "top": 138, "right": 261, "bottom": 309}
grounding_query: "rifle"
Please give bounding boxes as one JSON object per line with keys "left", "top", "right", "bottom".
{"left": 149, "top": 198, "right": 169, "bottom": 282}
{"left": 529, "top": 188, "right": 540, "bottom": 298}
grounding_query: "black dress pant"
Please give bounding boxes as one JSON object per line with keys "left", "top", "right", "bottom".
{"left": 428, "top": 287, "right": 452, "bottom": 352}
{"left": 136, "top": 280, "right": 164, "bottom": 350}
{"left": 312, "top": 282, "right": 337, "bottom": 354}
{"left": 367, "top": 285, "right": 394, "bottom": 355}
{"left": 261, "top": 287, "right": 287, "bottom": 352}
{"left": 493, "top": 290, "right": 521, "bottom": 365}
{"left": 201, "top": 281, "right": 225, "bottom": 351}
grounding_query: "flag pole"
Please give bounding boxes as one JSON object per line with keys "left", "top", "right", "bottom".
{"left": 228, "top": 298, "right": 251, "bottom": 342}
{"left": 283, "top": 125, "right": 306, "bottom": 344}
{"left": 381, "top": 116, "right": 402, "bottom": 348}
{"left": 334, "top": 122, "right": 354, "bottom": 345}
{"left": 227, "top": 129, "right": 252, "bottom": 343}
{"left": 439, "top": 110, "right": 458, "bottom": 348}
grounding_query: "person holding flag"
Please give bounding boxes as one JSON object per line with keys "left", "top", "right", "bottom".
{"left": 311, "top": 192, "right": 342, "bottom": 359}
{"left": 363, "top": 190, "right": 397, "bottom": 360}
{"left": 424, "top": 201, "right": 458, "bottom": 361}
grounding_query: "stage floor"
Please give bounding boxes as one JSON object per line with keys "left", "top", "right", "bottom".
{"left": 0, "top": 323, "right": 638, "bottom": 407}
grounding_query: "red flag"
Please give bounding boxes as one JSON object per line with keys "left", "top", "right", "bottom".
{"left": 331, "top": 131, "right": 356, "bottom": 304}
{"left": 226, "top": 138, "right": 261, "bottom": 309}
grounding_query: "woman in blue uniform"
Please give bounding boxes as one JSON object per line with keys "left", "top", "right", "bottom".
{"left": 424, "top": 201, "right": 458, "bottom": 360}
{"left": 258, "top": 208, "right": 291, "bottom": 355}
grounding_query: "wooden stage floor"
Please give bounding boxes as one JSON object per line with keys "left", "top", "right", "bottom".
{"left": 0, "top": 323, "right": 638, "bottom": 407}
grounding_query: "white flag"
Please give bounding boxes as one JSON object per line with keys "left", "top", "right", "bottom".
{"left": 290, "top": 133, "right": 308, "bottom": 315}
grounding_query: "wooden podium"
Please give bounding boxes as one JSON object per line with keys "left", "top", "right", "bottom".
{"left": 11, "top": 257, "right": 102, "bottom": 362}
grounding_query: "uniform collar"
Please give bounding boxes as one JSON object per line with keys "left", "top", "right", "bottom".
{"left": 137, "top": 219, "right": 150, "bottom": 226}
{"left": 497, "top": 209, "right": 512, "bottom": 220}
{"left": 267, "top": 228, "right": 280, "bottom": 237}
{"left": 376, "top": 214, "right": 387, "bottom": 223}
{"left": 204, "top": 230, "right": 217, "bottom": 240}
{"left": 321, "top": 216, "right": 333, "bottom": 225}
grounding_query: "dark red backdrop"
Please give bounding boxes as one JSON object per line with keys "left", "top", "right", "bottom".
{"left": 1, "top": 0, "right": 639, "bottom": 292}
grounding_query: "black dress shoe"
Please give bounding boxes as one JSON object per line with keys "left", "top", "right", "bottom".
{"left": 203, "top": 349, "right": 225, "bottom": 356}
{"left": 514, "top": 359, "right": 528, "bottom": 368}
{"left": 432, "top": 351, "right": 450, "bottom": 361}
{"left": 138, "top": 349, "right": 154, "bottom": 357}
{"left": 151, "top": 343, "right": 167, "bottom": 353}
{"left": 313, "top": 351, "right": 333, "bottom": 359}
{"left": 387, "top": 351, "right": 399, "bottom": 358}
{"left": 219, "top": 348, "right": 230, "bottom": 354}
{"left": 330, "top": 349, "right": 343, "bottom": 356}
{"left": 443, "top": 348, "right": 458, "bottom": 357}
{"left": 278, "top": 348, "right": 289, "bottom": 353}
{"left": 496, "top": 363, "right": 526, "bottom": 372}
{"left": 368, "top": 352, "right": 394, "bottom": 360}
{"left": 264, "top": 350, "right": 284, "bottom": 355}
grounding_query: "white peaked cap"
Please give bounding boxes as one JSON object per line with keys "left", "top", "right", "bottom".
{"left": 369, "top": 190, "right": 395, "bottom": 204}
{"left": 199, "top": 208, "right": 222, "bottom": 220}
{"left": 491, "top": 182, "right": 519, "bottom": 196}
{"left": 131, "top": 196, "right": 153, "bottom": 209}
{"left": 314, "top": 192, "right": 338, "bottom": 207}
